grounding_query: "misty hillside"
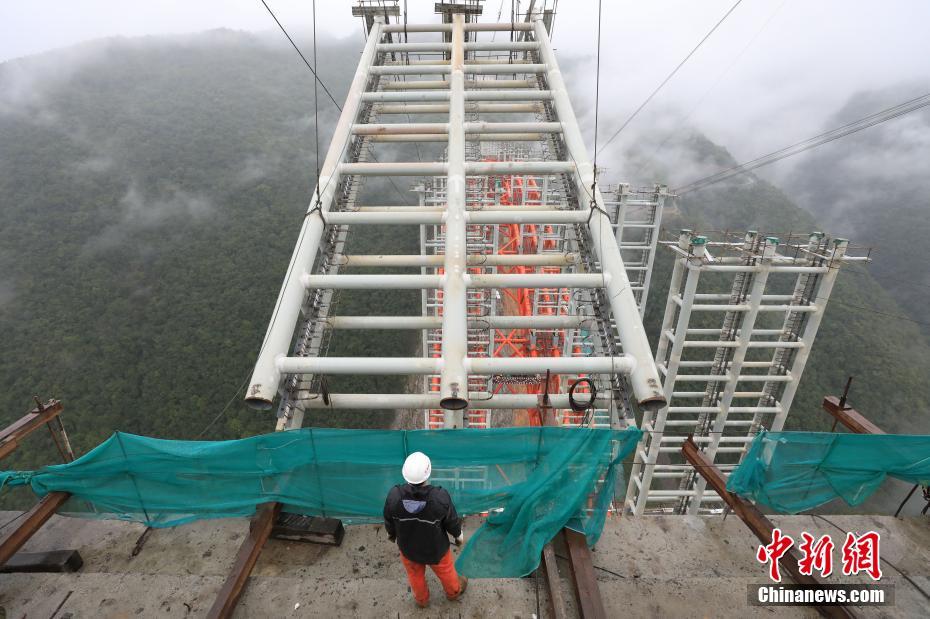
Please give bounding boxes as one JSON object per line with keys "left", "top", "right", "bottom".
{"left": 631, "top": 130, "right": 930, "bottom": 435}
{"left": 1, "top": 30, "right": 928, "bottom": 471}
{"left": 783, "top": 84, "right": 930, "bottom": 339}
{"left": 0, "top": 30, "right": 419, "bottom": 471}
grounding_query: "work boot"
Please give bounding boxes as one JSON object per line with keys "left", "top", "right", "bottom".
{"left": 447, "top": 576, "right": 468, "bottom": 601}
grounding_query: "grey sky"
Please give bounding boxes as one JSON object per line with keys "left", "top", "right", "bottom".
{"left": 2, "top": 1, "right": 929, "bottom": 166}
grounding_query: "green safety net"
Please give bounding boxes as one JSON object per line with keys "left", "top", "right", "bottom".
{"left": 0, "top": 426, "right": 642, "bottom": 578}
{"left": 727, "top": 431, "right": 930, "bottom": 514}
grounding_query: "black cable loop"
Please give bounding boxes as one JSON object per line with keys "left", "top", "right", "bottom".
{"left": 586, "top": 198, "right": 612, "bottom": 225}
{"left": 568, "top": 377, "right": 597, "bottom": 413}
{"left": 304, "top": 191, "right": 326, "bottom": 224}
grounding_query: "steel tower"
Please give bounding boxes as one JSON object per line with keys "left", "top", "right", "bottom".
{"left": 244, "top": 2, "right": 860, "bottom": 515}
{"left": 245, "top": 5, "right": 665, "bottom": 433}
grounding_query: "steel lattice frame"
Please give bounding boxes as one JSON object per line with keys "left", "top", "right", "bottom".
{"left": 244, "top": 6, "right": 863, "bottom": 517}
{"left": 624, "top": 230, "right": 863, "bottom": 515}
{"left": 245, "top": 13, "right": 666, "bottom": 433}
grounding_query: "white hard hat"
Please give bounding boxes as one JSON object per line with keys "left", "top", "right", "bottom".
{"left": 403, "top": 452, "right": 431, "bottom": 485}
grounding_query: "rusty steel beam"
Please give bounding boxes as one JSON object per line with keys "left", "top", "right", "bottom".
{"left": 206, "top": 502, "right": 281, "bottom": 619}
{"left": 0, "top": 400, "right": 64, "bottom": 460}
{"left": 540, "top": 542, "right": 567, "bottom": 619}
{"left": 681, "top": 437, "right": 853, "bottom": 619}
{"left": 0, "top": 491, "right": 71, "bottom": 567}
{"left": 562, "top": 528, "right": 607, "bottom": 619}
{"left": 822, "top": 396, "right": 885, "bottom": 435}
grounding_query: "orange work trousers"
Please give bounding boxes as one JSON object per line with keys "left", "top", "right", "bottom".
{"left": 400, "top": 549, "right": 462, "bottom": 605}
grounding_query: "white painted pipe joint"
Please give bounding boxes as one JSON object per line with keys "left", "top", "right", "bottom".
{"left": 465, "top": 355, "right": 636, "bottom": 375}
{"left": 276, "top": 356, "right": 442, "bottom": 375}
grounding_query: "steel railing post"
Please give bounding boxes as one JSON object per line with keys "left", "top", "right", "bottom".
{"left": 532, "top": 17, "right": 665, "bottom": 410}
{"left": 245, "top": 17, "right": 385, "bottom": 409}
{"left": 439, "top": 13, "right": 469, "bottom": 422}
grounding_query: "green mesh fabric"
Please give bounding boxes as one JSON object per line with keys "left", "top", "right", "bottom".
{"left": 0, "top": 426, "right": 642, "bottom": 578}
{"left": 727, "top": 431, "right": 930, "bottom": 514}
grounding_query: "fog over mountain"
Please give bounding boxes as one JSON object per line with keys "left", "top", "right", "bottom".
{"left": 1, "top": 10, "right": 929, "bottom": 478}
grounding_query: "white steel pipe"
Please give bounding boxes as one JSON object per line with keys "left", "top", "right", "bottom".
{"left": 466, "top": 161, "right": 574, "bottom": 174}
{"left": 363, "top": 91, "right": 451, "bottom": 102}
{"left": 302, "top": 274, "right": 441, "bottom": 289}
{"left": 339, "top": 161, "right": 572, "bottom": 176}
{"left": 377, "top": 42, "right": 452, "bottom": 52}
{"left": 325, "top": 315, "right": 590, "bottom": 329}
{"left": 370, "top": 65, "right": 452, "bottom": 75}
{"left": 466, "top": 356, "right": 636, "bottom": 375}
{"left": 368, "top": 133, "right": 546, "bottom": 142}
{"left": 297, "top": 393, "right": 611, "bottom": 409}
{"left": 376, "top": 41, "right": 537, "bottom": 54}
{"left": 534, "top": 17, "right": 665, "bottom": 409}
{"left": 321, "top": 210, "right": 585, "bottom": 225}
{"left": 693, "top": 265, "right": 829, "bottom": 274}
{"left": 277, "top": 356, "right": 440, "bottom": 375}
{"left": 301, "top": 273, "right": 605, "bottom": 289}
{"left": 374, "top": 60, "right": 546, "bottom": 71}
{"left": 467, "top": 80, "right": 538, "bottom": 89}
{"left": 391, "top": 59, "right": 534, "bottom": 66}
{"left": 467, "top": 121, "right": 561, "bottom": 133}
{"left": 382, "top": 81, "right": 451, "bottom": 91}
{"left": 463, "top": 90, "right": 553, "bottom": 101}
{"left": 376, "top": 104, "right": 539, "bottom": 114}
{"left": 469, "top": 210, "right": 583, "bottom": 224}
{"left": 381, "top": 23, "right": 534, "bottom": 33}
{"left": 389, "top": 59, "right": 451, "bottom": 66}
{"left": 244, "top": 16, "right": 384, "bottom": 410}
{"left": 468, "top": 273, "right": 605, "bottom": 288}
{"left": 338, "top": 253, "right": 578, "bottom": 267}
{"left": 464, "top": 64, "right": 548, "bottom": 74}
{"left": 364, "top": 90, "right": 552, "bottom": 102}
{"left": 362, "top": 88, "right": 552, "bottom": 103}
{"left": 465, "top": 41, "right": 540, "bottom": 51}
{"left": 352, "top": 122, "right": 560, "bottom": 135}
{"left": 380, "top": 80, "right": 536, "bottom": 91}
{"left": 341, "top": 162, "right": 446, "bottom": 175}
{"left": 353, "top": 123, "right": 448, "bottom": 135}
{"left": 440, "top": 13, "right": 469, "bottom": 419}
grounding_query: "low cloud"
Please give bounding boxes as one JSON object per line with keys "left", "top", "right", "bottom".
{"left": 236, "top": 151, "right": 283, "bottom": 185}
{"left": 87, "top": 181, "right": 213, "bottom": 251}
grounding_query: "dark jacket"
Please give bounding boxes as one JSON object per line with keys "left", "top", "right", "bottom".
{"left": 383, "top": 483, "right": 462, "bottom": 565}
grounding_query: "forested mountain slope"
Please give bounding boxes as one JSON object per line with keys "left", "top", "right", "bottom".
{"left": 1, "top": 31, "right": 927, "bottom": 474}
{"left": 634, "top": 131, "right": 930, "bottom": 436}
{"left": 0, "top": 31, "right": 401, "bottom": 470}
{"left": 782, "top": 84, "right": 930, "bottom": 339}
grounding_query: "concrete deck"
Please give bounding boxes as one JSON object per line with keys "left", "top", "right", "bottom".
{"left": 0, "top": 511, "right": 926, "bottom": 618}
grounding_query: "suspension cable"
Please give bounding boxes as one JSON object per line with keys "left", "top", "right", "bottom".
{"left": 596, "top": 0, "right": 743, "bottom": 155}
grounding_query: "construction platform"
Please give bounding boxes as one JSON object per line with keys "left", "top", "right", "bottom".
{"left": 1, "top": 512, "right": 925, "bottom": 618}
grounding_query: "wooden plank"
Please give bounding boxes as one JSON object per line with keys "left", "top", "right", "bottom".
{"left": 681, "top": 437, "right": 854, "bottom": 619}
{"left": 822, "top": 396, "right": 885, "bottom": 435}
{"left": 206, "top": 502, "right": 281, "bottom": 619}
{"left": 0, "top": 491, "right": 71, "bottom": 566}
{"left": 540, "top": 542, "right": 566, "bottom": 619}
{"left": 0, "top": 549, "right": 83, "bottom": 573}
{"left": 272, "top": 513, "right": 345, "bottom": 546}
{"left": 562, "top": 528, "right": 607, "bottom": 619}
{"left": 0, "top": 400, "right": 64, "bottom": 460}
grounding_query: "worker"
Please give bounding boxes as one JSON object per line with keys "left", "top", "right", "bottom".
{"left": 383, "top": 451, "right": 467, "bottom": 608}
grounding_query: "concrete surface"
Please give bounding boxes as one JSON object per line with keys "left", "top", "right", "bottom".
{"left": 0, "top": 511, "right": 926, "bottom": 618}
